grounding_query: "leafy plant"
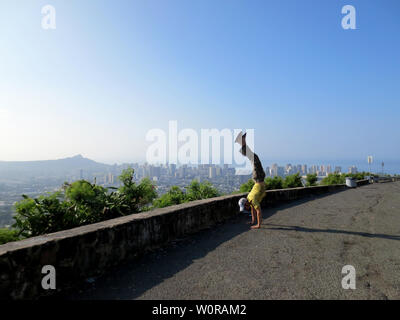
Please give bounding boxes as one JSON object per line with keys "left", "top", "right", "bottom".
{"left": 14, "top": 191, "right": 71, "bottom": 237}
{"left": 115, "top": 168, "right": 157, "bottom": 213}
{"left": 344, "top": 172, "right": 371, "bottom": 180}
{"left": 282, "top": 173, "right": 303, "bottom": 188}
{"left": 306, "top": 173, "right": 318, "bottom": 187}
{"left": 239, "top": 179, "right": 255, "bottom": 193}
{"left": 13, "top": 168, "right": 157, "bottom": 237}
{"left": 264, "top": 176, "right": 284, "bottom": 190}
{"left": 0, "top": 228, "right": 21, "bottom": 245}
{"left": 320, "top": 173, "right": 346, "bottom": 185}
{"left": 152, "top": 186, "right": 187, "bottom": 208}
{"left": 152, "top": 180, "right": 220, "bottom": 209}
{"left": 186, "top": 180, "right": 220, "bottom": 201}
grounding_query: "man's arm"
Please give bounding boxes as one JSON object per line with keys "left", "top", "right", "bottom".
{"left": 249, "top": 200, "right": 256, "bottom": 224}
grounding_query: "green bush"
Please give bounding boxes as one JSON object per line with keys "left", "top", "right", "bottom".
{"left": 239, "top": 179, "right": 255, "bottom": 193}
{"left": 117, "top": 168, "right": 157, "bottom": 211}
{"left": 13, "top": 168, "right": 157, "bottom": 237}
{"left": 321, "top": 173, "right": 346, "bottom": 185}
{"left": 0, "top": 228, "right": 21, "bottom": 245}
{"left": 320, "top": 171, "right": 372, "bottom": 186}
{"left": 238, "top": 175, "right": 296, "bottom": 193}
{"left": 186, "top": 180, "right": 220, "bottom": 201}
{"left": 344, "top": 172, "right": 371, "bottom": 180}
{"left": 265, "top": 176, "right": 284, "bottom": 190}
{"left": 282, "top": 173, "right": 303, "bottom": 188}
{"left": 152, "top": 186, "right": 187, "bottom": 208}
{"left": 153, "top": 180, "right": 220, "bottom": 208}
{"left": 306, "top": 173, "right": 318, "bottom": 187}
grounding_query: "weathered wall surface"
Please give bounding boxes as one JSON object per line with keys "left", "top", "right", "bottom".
{"left": 0, "top": 182, "right": 365, "bottom": 300}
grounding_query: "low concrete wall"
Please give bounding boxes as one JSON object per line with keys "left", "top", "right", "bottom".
{"left": 356, "top": 179, "right": 370, "bottom": 186}
{"left": 0, "top": 183, "right": 352, "bottom": 300}
{"left": 376, "top": 177, "right": 399, "bottom": 183}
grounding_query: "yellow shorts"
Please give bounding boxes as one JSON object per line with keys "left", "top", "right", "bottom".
{"left": 247, "top": 182, "right": 266, "bottom": 210}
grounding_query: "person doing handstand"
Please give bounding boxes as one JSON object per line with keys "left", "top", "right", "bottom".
{"left": 236, "top": 131, "right": 266, "bottom": 229}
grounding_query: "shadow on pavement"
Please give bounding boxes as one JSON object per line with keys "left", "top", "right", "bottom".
{"left": 265, "top": 224, "right": 400, "bottom": 241}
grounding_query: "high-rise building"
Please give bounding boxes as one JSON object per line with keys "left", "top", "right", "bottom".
{"left": 348, "top": 166, "right": 358, "bottom": 174}
{"left": 326, "top": 165, "right": 332, "bottom": 174}
{"left": 149, "top": 165, "right": 161, "bottom": 179}
{"left": 311, "top": 165, "right": 317, "bottom": 174}
{"left": 270, "top": 163, "right": 278, "bottom": 177}
{"left": 285, "top": 164, "right": 292, "bottom": 175}
{"left": 209, "top": 166, "right": 216, "bottom": 179}
{"left": 178, "top": 166, "right": 186, "bottom": 178}
{"left": 109, "top": 173, "right": 112, "bottom": 184}
{"left": 169, "top": 163, "right": 176, "bottom": 176}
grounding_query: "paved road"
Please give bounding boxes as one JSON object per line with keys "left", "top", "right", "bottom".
{"left": 64, "top": 182, "right": 400, "bottom": 299}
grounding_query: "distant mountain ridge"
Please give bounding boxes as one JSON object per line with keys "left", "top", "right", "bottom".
{"left": 0, "top": 155, "right": 113, "bottom": 182}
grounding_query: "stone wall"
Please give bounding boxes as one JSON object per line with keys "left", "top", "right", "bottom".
{"left": 356, "top": 179, "right": 370, "bottom": 186}
{"left": 0, "top": 183, "right": 356, "bottom": 299}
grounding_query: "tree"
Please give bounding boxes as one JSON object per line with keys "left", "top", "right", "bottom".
{"left": 115, "top": 168, "right": 158, "bottom": 213}
{"left": 14, "top": 191, "right": 72, "bottom": 237}
{"left": 321, "top": 173, "right": 346, "bottom": 185}
{"left": 306, "top": 173, "right": 318, "bottom": 187}
{"left": 64, "top": 180, "right": 109, "bottom": 224}
{"left": 282, "top": 173, "right": 303, "bottom": 188}
{"left": 344, "top": 172, "right": 370, "bottom": 180}
{"left": 0, "top": 228, "right": 21, "bottom": 245}
{"left": 186, "top": 180, "right": 220, "bottom": 201}
{"left": 265, "top": 176, "right": 284, "bottom": 190}
{"left": 152, "top": 186, "right": 187, "bottom": 208}
{"left": 239, "top": 179, "right": 255, "bottom": 193}
{"left": 152, "top": 180, "right": 220, "bottom": 209}
{"left": 13, "top": 168, "right": 158, "bottom": 237}
{"left": 238, "top": 176, "right": 287, "bottom": 193}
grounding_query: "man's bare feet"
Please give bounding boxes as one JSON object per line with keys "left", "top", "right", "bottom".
{"left": 235, "top": 131, "right": 247, "bottom": 144}
{"left": 251, "top": 225, "right": 261, "bottom": 229}
{"left": 235, "top": 131, "right": 243, "bottom": 144}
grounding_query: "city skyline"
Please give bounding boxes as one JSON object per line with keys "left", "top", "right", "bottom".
{"left": 1, "top": 152, "right": 397, "bottom": 174}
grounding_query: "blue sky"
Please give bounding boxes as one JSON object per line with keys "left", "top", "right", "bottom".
{"left": 0, "top": 0, "right": 399, "bottom": 166}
